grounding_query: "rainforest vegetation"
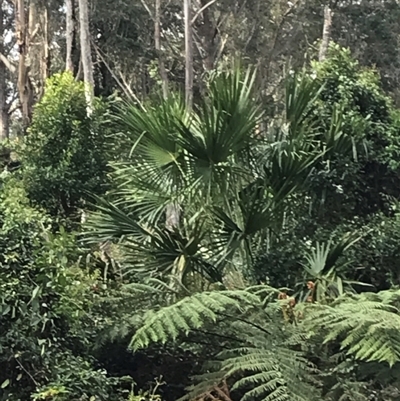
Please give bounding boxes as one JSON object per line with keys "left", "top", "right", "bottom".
{"left": 1, "top": 1, "right": 400, "bottom": 401}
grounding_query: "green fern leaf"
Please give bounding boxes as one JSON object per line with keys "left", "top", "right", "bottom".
{"left": 130, "top": 290, "right": 260, "bottom": 350}
{"left": 304, "top": 290, "right": 400, "bottom": 366}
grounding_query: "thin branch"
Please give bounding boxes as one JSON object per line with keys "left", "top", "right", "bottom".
{"left": 214, "top": 33, "right": 228, "bottom": 67}
{"left": 0, "top": 52, "right": 16, "bottom": 73}
{"left": 6, "top": 103, "right": 17, "bottom": 115}
{"left": 92, "top": 41, "right": 145, "bottom": 111}
{"left": 243, "top": 23, "right": 257, "bottom": 53}
{"left": 191, "top": 0, "right": 217, "bottom": 25}
{"left": 15, "top": 358, "right": 39, "bottom": 386}
{"left": 118, "top": 69, "right": 147, "bottom": 111}
{"left": 29, "top": 22, "right": 40, "bottom": 42}
{"left": 139, "top": 0, "right": 154, "bottom": 20}
{"left": 7, "top": 96, "right": 20, "bottom": 115}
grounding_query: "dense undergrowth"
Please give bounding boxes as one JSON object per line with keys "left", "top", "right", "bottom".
{"left": 1, "top": 45, "right": 400, "bottom": 401}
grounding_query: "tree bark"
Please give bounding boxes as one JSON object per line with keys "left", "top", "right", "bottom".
{"left": 78, "top": 0, "right": 94, "bottom": 107}
{"left": 197, "top": 0, "right": 218, "bottom": 71}
{"left": 66, "top": 0, "right": 76, "bottom": 72}
{"left": 16, "top": 0, "right": 34, "bottom": 128}
{"left": 39, "top": 4, "right": 50, "bottom": 98}
{"left": 183, "top": 0, "right": 193, "bottom": 108}
{"left": 319, "top": 5, "right": 332, "bottom": 62}
{"left": 155, "top": 0, "right": 169, "bottom": 99}
{"left": 156, "top": 0, "right": 180, "bottom": 229}
{"left": 0, "top": 0, "right": 9, "bottom": 140}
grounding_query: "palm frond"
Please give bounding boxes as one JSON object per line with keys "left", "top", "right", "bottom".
{"left": 263, "top": 142, "right": 320, "bottom": 202}
{"left": 83, "top": 196, "right": 151, "bottom": 243}
{"left": 176, "top": 68, "right": 260, "bottom": 196}
{"left": 302, "top": 231, "right": 363, "bottom": 277}
{"left": 284, "top": 72, "right": 324, "bottom": 140}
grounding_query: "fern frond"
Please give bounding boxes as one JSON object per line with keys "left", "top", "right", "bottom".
{"left": 304, "top": 290, "right": 400, "bottom": 366}
{"left": 130, "top": 290, "right": 260, "bottom": 350}
{"left": 219, "top": 345, "right": 317, "bottom": 401}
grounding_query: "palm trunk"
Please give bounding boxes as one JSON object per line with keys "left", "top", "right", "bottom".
{"left": 155, "top": 0, "right": 169, "bottom": 99}
{"left": 183, "top": 0, "right": 193, "bottom": 108}
{"left": 78, "top": 0, "right": 94, "bottom": 108}
{"left": 66, "top": 0, "right": 76, "bottom": 72}
{"left": 318, "top": 5, "right": 332, "bottom": 62}
{"left": 156, "top": 0, "right": 179, "bottom": 229}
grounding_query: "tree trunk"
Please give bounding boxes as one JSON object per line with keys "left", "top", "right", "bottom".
{"left": 78, "top": 0, "right": 94, "bottom": 107}
{"left": 318, "top": 5, "right": 332, "bottom": 62}
{"left": 197, "top": 0, "right": 218, "bottom": 71}
{"left": 16, "top": 0, "right": 33, "bottom": 129}
{"left": 40, "top": 4, "right": 50, "bottom": 98}
{"left": 155, "top": 0, "right": 169, "bottom": 99}
{"left": 66, "top": 0, "right": 76, "bottom": 72}
{"left": 156, "top": 0, "right": 179, "bottom": 229}
{"left": 0, "top": 0, "right": 9, "bottom": 140}
{"left": 183, "top": 0, "right": 193, "bottom": 108}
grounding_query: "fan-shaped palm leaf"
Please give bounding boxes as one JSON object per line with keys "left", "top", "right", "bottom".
{"left": 300, "top": 232, "right": 369, "bottom": 302}
{"left": 284, "top": 71, "right": 324, "bottom": 140}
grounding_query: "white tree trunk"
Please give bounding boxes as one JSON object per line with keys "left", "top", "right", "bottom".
{"left": 16, "top": 0, "right": 33, "bottom": 128}
{"left": 319, "top": 5, "right": 332, "bottom": 62}
{"left": 0, "top": 0, "right": 9, "bottom": 140}
{"left": 155, "top": 0, "right": 169, "bottom": 99}
{"left": 183, "top": 0, "right": 193, "bottom": 108}
{"left": 78, "top": 0, "right": 94, "bottom": 109}
{"left": 66, "top": 0, "right": 75, "bottom": 72}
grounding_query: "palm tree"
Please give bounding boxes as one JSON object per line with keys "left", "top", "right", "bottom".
{"left": 84, "top": 68, "right": 356, "bottom": 288}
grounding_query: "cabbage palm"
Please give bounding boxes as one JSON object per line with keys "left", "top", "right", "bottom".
{"left": 85, "top": 69, "right": 355, "bottom": 286}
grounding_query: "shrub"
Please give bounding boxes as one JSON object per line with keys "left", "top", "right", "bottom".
{"left": 20, "top": 72, "right": 112, "bottom": 219}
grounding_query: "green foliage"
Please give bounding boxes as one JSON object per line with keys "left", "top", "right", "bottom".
{"left": 86, "top": 67, "right": 361, "bottom": 288}
{"left": 19, "top": 72, "right": 112, "bottom": 219}
{"left": 84, "top": 61, "right": 400, "bottom": 400}
{"left": 5, "top": 43, "right": 400, "bottom": 401}
{"left": 131, "top": 286, "right": 318, "bottom": 401}
{"left": 305, "top": 289, "right": 400, "bottom": 367}
{"left": 130, "top": 282, "right": 400, "bottom": 401}
{"left": 307, "top": 43, "right": 400, "bottom": 219}
{"left": 0, "top": 177, "right": 128, "bottom": 401}
{"left": 253, "top": 44, "right": 400, "bottom": 292}
{"left": 311, "top": 44, "right": 392, "bottom": 124}
{"left": 131, "top": 290, "right": 259, "bottom": 350}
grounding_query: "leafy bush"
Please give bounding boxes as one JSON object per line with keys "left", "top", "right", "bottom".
{"left": 19, "top": 72, "right": 112, "bottom": 219}
{"left": 0, "top": 177, "right": 129, "bottom": 401}
{"left": 307, "top": 43, "right": 400, "bottom": 219}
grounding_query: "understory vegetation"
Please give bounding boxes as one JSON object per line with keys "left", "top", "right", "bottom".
{"left": 2, "top": 44, "right": 400, "bottom": 401}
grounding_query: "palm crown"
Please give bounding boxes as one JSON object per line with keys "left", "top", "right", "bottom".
{"left": 85, "top": 67, "right": 358, "bottom": 287}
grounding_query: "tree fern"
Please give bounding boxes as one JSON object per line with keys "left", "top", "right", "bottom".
{"left": 304, "top": 289, "right": 400, "bottom": 366}
{"left": 218, "top": 345, "right": 317, "bottom": 401}
{"left": 131, "top": 286, "right": 319, "bottom": 401}
{"left": 130, "top": 289, "right": 260, "bottom": 350}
